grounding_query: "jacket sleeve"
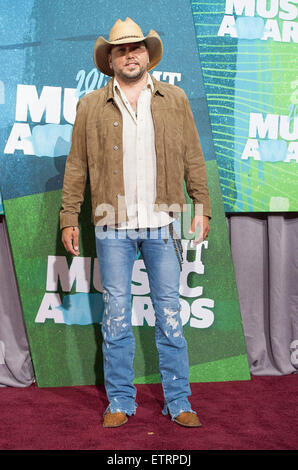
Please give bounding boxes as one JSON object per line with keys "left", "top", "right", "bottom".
{"left": 59, "top": 99, "right": 88, "bottom": 229}
{"left": 182, "top": 92, "right": 211, "bottom": 219}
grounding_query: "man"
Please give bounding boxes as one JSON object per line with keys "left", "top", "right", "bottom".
{"left": 60, "top": 18, "right": 211, "bottom": 428}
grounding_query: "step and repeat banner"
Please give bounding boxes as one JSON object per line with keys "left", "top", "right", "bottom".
{"left": 191, "top": 0, "right": 298, "bottom": 212}
{"left": 0, "top": 0, "right": 252, "bottom": 387}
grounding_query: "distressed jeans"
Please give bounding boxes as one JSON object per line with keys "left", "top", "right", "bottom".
{"left": 95, "top": 219, "right": 196, "bottom": 420}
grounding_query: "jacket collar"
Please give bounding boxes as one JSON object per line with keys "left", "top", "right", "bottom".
{"left": 151, "top": 75, "right": 165, "bottom": 97}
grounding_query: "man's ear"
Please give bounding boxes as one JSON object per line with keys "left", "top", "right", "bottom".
{"left": 108, "top": 53, "right": 113, "bottom": 71}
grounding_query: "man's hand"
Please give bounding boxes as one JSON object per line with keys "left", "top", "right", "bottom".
{"left": 61, "top": 226, "right": 80, "bottom": 256}
{"left": 189, "top": 215, "right": 210, "bottom": 245}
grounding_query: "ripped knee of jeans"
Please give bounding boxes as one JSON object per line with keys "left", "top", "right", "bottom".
{"left": 163, "top": 304, "right": 183, "bottom": 338}
{"left": 102, "top": 289, "right": 129, "bottom": 338}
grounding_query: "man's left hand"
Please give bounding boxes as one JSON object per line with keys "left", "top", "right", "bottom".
{"left": 189, "top": 215, "right": 210, "bottom": 245}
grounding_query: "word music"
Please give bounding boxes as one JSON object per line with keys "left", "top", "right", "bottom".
{"left": 218, "top": 0, "right": 298, "bottom": 43}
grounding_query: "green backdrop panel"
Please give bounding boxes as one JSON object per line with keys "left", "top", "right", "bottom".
{"left": 5, "top": 160, "right": 250, "bottom": 387}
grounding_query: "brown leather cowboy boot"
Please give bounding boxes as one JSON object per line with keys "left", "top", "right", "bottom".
{"left": 103, "top": 410, "right": 128, "bottom": 428}
{"left": 174, "top": 412, "right": 202, "bottom": 427}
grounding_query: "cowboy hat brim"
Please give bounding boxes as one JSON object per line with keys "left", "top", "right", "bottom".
{"left": 93, "top": 29, "right": 163, "bottom": 76}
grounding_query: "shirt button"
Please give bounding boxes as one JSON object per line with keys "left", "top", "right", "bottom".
{"left": 113, "top": 145, "right": 118, "bottom": 151}
{"left": 113, "top": 121, "right": 119, "bottom": 127}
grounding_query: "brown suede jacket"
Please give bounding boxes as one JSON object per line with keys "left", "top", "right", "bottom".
{"left": 60, "top": 75, "right": 211, "bottom": 229}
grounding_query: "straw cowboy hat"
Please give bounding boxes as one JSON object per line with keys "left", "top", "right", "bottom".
{"left": 93, "top": 17, "right": 163, "bottom": 76}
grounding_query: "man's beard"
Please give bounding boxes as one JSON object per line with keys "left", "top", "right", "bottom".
{"left": 117, "top": 63, "right": 147, "bottom": 83}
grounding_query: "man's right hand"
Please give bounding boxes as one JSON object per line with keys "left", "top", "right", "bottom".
{"left": 61, "top": 226, "right": 80, "bottom": 256}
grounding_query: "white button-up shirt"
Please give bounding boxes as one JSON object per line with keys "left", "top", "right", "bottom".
{"left": 111, "top": 74, "right": 177, "bottom": 229}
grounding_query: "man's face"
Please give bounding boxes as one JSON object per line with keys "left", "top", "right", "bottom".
{"left": 108, "top": 41, "right": 149, "bottom": 82}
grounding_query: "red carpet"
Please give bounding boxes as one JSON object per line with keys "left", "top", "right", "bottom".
{"left": 0, "top": 375, "right": 297, "bottom": 451}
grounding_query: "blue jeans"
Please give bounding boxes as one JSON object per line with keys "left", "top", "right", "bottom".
{"left": 95, "top": 220, "right": 196, "bottom": 420}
